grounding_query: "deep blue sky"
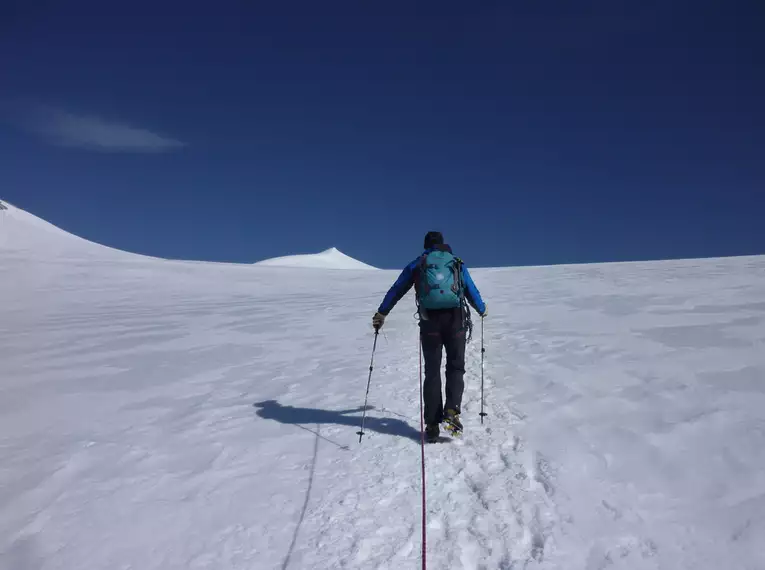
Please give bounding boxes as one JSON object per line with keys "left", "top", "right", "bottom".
{"left": 1, "top": 0, "right": 763, "bottom": 269}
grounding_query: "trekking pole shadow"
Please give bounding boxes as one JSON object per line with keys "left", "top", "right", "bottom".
{"left": 380, "top": 407, "right": 416, "bottom": 421}
{"left": 253, "top": 400, "right": 421, "bottom": 443}
{"left": 293, "top": 423, "right": 350, "bottom": 451}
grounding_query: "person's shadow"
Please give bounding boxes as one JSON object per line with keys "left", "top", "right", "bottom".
{"left": 253, "top": 400, "right": 421, "bottom": 444}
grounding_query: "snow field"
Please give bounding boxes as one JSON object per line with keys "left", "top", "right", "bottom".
{"left": 2, "top": 200, "right": 765, "bottom": 569}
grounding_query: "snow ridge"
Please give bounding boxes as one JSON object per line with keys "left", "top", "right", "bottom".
{"left": 0, "top": 199, "right": 154, "bottom": 260}
{"left": 1, "top": 201, "right": 375, "bottom": 268}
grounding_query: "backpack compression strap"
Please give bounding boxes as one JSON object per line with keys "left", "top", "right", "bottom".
{"left": 451, "top": 257, "right": 464, "bottom": 295}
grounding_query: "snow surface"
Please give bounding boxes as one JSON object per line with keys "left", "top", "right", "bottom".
{"left": 2, "top": 200, "right": 765, "bottom": 570}
{"left": 254, "top": 247, "right": 378, "bottom": 270}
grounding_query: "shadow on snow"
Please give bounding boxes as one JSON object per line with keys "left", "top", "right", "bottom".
{"left": 253, "top": 400, "right": 421, "bottom": 444}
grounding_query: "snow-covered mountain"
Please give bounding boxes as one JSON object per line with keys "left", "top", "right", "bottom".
{"left": 2, "top": 200, "right": 765, "bottom": 570}
{"left": 0, "top": 199, "right": 151, "bottom": 261}
{"left": 254, "top": 247, "right": 378, "bottom": 270}
{"left": 0, "top": 200, "right": 374, "bottom": 269}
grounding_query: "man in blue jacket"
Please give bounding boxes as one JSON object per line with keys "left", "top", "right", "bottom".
{"left": 372, "top": 231, "right": 487, "bottom": 442}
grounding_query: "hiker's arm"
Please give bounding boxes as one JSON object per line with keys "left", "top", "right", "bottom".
{"left": 377, "top": 259, "right": 417, "bottom": 315}
{"left": 462, "top": 264, "right": 486, "bottom": 315}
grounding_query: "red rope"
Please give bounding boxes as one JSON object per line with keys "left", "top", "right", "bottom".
{"left": 419, "top": 336, "right": 427, "bottom": 570}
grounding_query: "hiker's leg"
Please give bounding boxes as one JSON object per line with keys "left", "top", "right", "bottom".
{"left": 420, "top": 319, "right": 444, "bottom": 425}
{"left": 443, "top": 311, "right": 467, "bottom": 415}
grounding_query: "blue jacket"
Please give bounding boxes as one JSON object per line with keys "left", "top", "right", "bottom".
{"left": 377, "top": 245, "right": 486, "bottom": 316}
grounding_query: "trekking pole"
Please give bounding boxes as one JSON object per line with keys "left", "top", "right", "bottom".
{"left": 357, "top": 330, "right": 379, "bottom": 443}
{"left": 479, "top": 316, "right": 487, "bottom": 424}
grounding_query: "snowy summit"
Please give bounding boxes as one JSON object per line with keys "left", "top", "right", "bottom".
{"left": 254, "top": 246, "right": 378, "bottom": 270}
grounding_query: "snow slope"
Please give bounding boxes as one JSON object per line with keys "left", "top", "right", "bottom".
{"left": 254, "top": 247, "right": 378, "bottom": 270}
{"left": 2, "top": 201, "right": 765, "bottom": 570}
{"left": 0, "top": 200, "right": 156, "bottom": 262}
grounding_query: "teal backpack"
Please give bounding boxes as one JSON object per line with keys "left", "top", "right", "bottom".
{"left": 416, "top": 250, "right": 464, "bottom": 310}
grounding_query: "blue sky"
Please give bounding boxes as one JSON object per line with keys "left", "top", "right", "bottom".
{"left": 1, "top": 0, "right": 763, "bottom": 269}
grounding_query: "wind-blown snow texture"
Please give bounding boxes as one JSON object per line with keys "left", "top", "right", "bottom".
{"left": 2, "top": 199, "right": 765, "bottom": 570}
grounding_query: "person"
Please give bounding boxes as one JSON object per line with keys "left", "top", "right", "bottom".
{"left": 372, "top": 231, "right": 487, "bottom": 442}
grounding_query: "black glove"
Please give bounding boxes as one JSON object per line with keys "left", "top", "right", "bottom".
{"left": 372, "top": 312, "right": 386, "bottom": 330}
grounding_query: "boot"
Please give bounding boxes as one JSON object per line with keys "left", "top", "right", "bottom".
{"left": 443, "top": 409, "right": 463, "bottom": 436}
{"left": 425, "top": 423, "right": 440, "bottom": 443}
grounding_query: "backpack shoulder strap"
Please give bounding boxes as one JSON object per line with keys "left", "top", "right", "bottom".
{"left": 413, "top": 253, "right": 427, "bottom": 292}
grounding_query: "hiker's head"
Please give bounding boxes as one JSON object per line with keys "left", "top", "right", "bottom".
{"left": 424, "top": 231, "right": 444, "bottom": 249}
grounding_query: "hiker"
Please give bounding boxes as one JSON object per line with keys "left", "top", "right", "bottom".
{"left": 372, "top": 231, "right": 487, "bottom": 442}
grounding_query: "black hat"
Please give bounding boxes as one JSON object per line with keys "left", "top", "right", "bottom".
{"left": 424, "top": 231, "right": 444, "bottom": 249}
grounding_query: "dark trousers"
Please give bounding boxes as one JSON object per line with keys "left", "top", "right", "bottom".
{"left": 419, "top": 308, "right": 466, "bottom": 425}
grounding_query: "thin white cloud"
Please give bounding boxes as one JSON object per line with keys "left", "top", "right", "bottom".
{"left": 8, "top": 104, "right": 185, "bottom": 153}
